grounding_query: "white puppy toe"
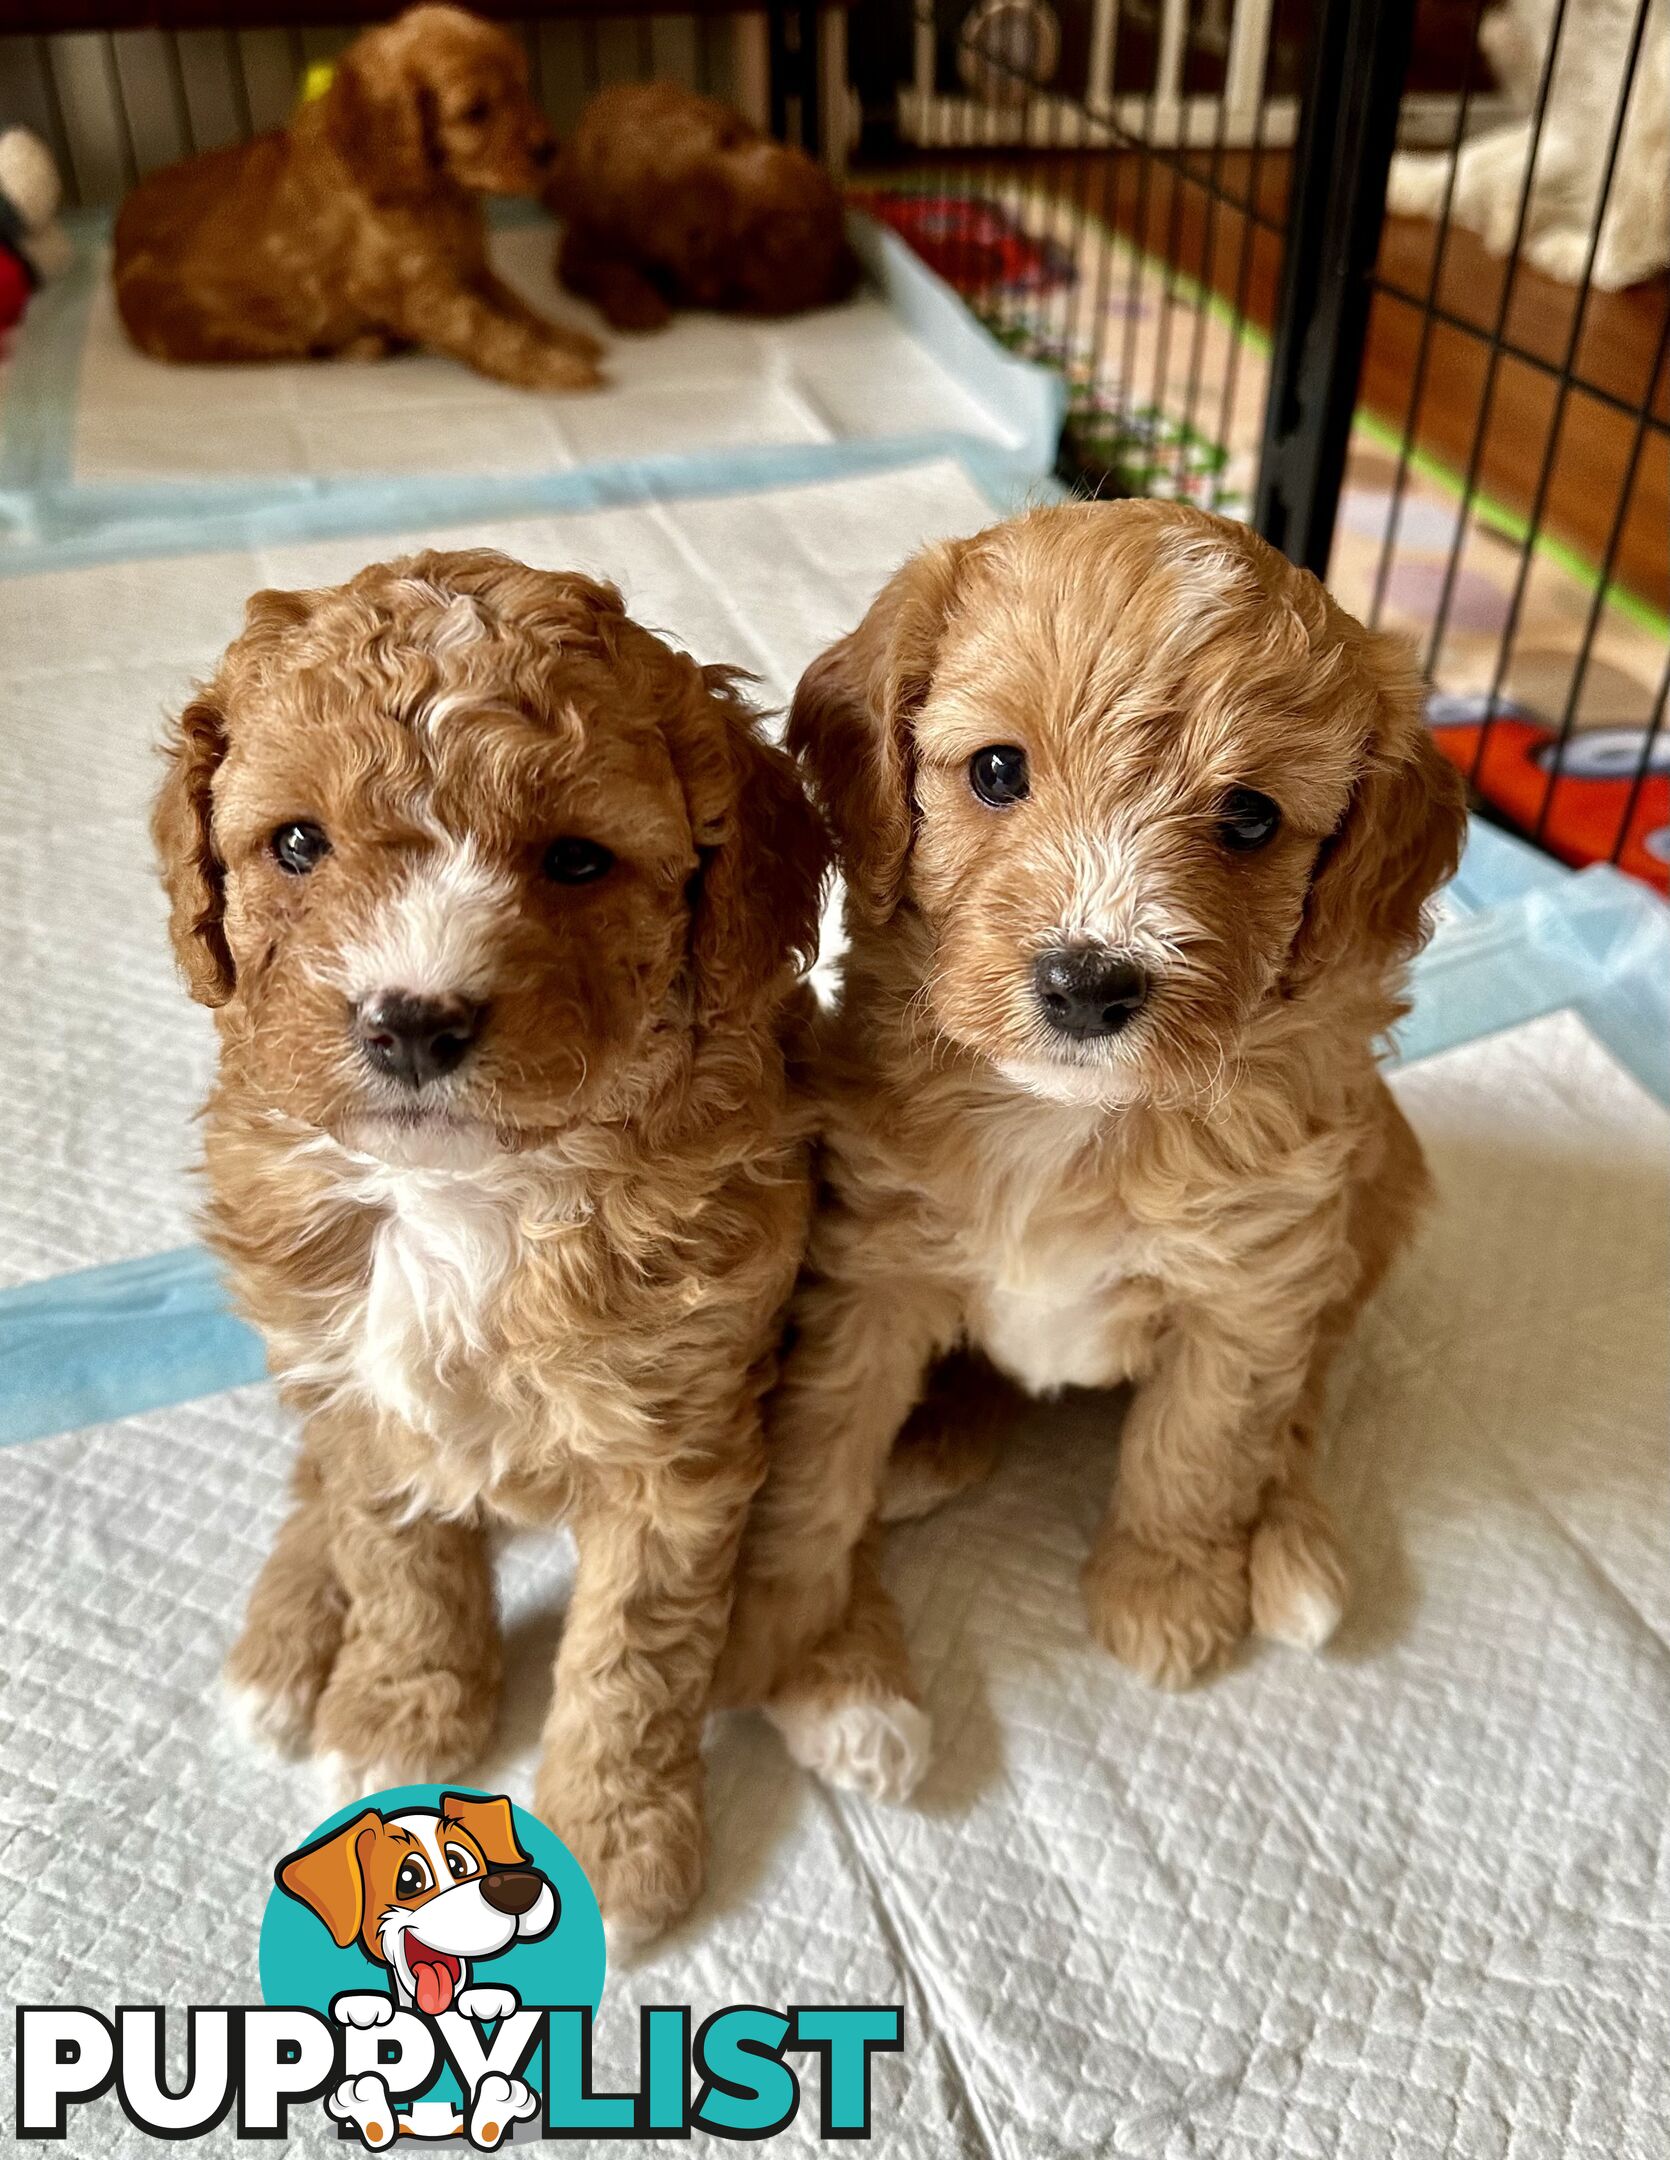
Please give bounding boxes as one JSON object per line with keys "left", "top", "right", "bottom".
{"left": 316, "top": 1751, "right": 397, "bottom": 1809}
{"left": 315, "top": 1751, "right": 359, "bottom": 1808}
{"left": 769, "top": 1695, "right": 932, "bottom": 1803}
{"left": 1257, "top": 1575, "right": 1345, "bottom": 1651}
{"left": 220, "top": 1675, "right": 313, "bottom": 1757}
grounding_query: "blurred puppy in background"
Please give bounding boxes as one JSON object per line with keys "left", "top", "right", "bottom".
{"left": 549, "top": 82, "right": 857, "bottom": 330}
{"left": 719, "top": 502, "right": 1466, "bottom": 1801}
{"left": 115, "top": 6, "right": 602, "bottom": 389}
{"left": 153, "top": 549, "right": 825, "bottom": 1942}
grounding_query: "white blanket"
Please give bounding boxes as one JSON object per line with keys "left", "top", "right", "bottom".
{"left": 0, "top": 1008, "right": 1665, "bottom": 2154}
{"left": 0, "top": 456, "right": 1003, "bottom": 1286}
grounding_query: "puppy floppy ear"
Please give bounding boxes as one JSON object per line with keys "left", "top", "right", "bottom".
{"left": 322, "top": 34, "right": 434, "bottom": 201}
{"left": 1287, "top": 632, "right": 1467, "bottom": 987}
{"left": 440, "top": 1792, "right": 527, "bottom": 1870}
{"left": 666, "top": 665, "right": 828, "bottom": 1031}
{"left": 152, "top": 690, "right": 235, "bottom": 1008}
{"left": 787, "top": 540, "right": 966, "bottom": 925}
{"left": 276, "top": 1811, "right": 380, "bottom": 1949}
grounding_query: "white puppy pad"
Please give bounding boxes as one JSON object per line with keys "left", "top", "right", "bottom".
{"left": 0, "top": 456, "right": 999, "bottom": 1286}
{"left": 58, "top": 221, "right": 1036, "bottom": 490}
{"left": 1, "top": 1009, "right": 1665, "bottom": 2155}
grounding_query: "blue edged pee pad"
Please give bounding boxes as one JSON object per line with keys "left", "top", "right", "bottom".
{"left": 0, "top": 210, "right": 1063, "bottom": 575}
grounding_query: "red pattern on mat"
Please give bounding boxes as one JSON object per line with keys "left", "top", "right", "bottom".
{"left": 1432, "top": 717, "right": 1669, "bottom": 894}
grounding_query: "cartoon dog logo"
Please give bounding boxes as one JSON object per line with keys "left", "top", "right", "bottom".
{"left": 277, "top": 1791, "right": 557, "bottom": 2148}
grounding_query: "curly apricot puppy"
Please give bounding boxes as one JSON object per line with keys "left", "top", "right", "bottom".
{"left": 115, "top": 6, "right": 601, "bottom": 390}
{"left": 719, "top": 502, "right": 1466, "bottom": 1798}
{"left": 550, "top": 83, "right": 857, "bottom": 331}
{"left": 153, "top": 549, "right": 825, "bottom": 1942}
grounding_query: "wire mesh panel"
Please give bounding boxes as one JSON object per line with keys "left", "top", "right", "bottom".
{"left": 851, "top": 0, "right": 1312, "bottom": 511}
{"left": 861, "top": 0, "right": 1667, "bottom": 887}
{"left": 8, "top": 0, "right": 1663, "bottom": 883}
{"left": 1344, "top": 0, "right": 1669, "bottom": 889}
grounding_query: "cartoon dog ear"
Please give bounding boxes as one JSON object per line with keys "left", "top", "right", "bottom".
{"left": 276, "top": 1811, "right": 381, "bottom": 1950}
{"left": 440, "top": 1792, "right": 527, "bottom": 1870}
{"left": 787, "top": 538, "right": 968, "bottom": 926}
{"left": 152, "top": 691, "right": 235, "bottom": 1009}
{"left": 663, "top": 664, "right": 828, "bottom": 1033}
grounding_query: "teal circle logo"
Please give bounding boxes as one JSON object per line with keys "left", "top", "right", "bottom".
{"left": 259, "top": 1786, "right": 604, "bottom": 2147}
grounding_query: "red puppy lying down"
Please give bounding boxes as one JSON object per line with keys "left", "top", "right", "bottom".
{"left": 550, "top": 82, "right": 857, "bottom": 330}
{"left": 115, "top": 6, "right": 601, "bottom": 391}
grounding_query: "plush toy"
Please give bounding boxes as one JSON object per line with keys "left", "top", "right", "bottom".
{"left": 0, "top": 127, "right": 71, "bottom": 335}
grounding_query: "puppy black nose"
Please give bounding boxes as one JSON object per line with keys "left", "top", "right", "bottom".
{"left": 1033, "top": 948, "right": 1150, "bottom": 1039}
{"left": 355, "top": 992, "right": 484, "bottom": 1088}
{"left": 480, "top": 1868, "right": 547, "bottom": 1917}
{"left": 531, "top": 136, "right": 557, "bottom": 167}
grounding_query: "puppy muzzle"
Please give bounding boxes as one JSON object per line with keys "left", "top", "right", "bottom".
{"left": 1033, "top": 946, "right": 1150, "bottom": 1041}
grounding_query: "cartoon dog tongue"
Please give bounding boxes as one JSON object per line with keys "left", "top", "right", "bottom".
{"left": 406, "top": 1941, "right": 459, "bottom": 2017}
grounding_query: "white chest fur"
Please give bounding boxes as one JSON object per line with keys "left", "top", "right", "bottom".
{"left": 951, "top": 1103, "right": 1170, "bottom": 1398}
{"left": 274, "top": 1130, "right": 655, "bottom": 1522}
{"left": 966, "top": 1218, "right": 1168, "bottom": 1396}
{"left": 283, "top": 1132, "right": 572, "bottom": 1447}
{"left": 353, "top": 1161, "right": 524, "bottom": 1435}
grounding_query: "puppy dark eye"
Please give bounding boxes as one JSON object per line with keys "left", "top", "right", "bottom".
{"left": 969, "top": 745, "right": 1029, "bottom": 807}
{"left": 459, "top": 97, "right": 490, "bottom": 125}
{"left": 1217, "top": 788, "right": 1282, "bottom": 852}
{"left": 542, "top": 838, "right": 614, "bottom": 884}
{"left": 271, "top": 820, "right": 331, "bottom": 875}
{"left": 444, "top": 1845, "right": 478, "bottom": 1882}
{"left": 395, "top": 1859, "right": 431, "bottom": 1899}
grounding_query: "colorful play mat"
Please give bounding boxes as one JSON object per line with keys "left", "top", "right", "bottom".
{"left": 854, "top": 179, "right": 1669, "bottom": 894}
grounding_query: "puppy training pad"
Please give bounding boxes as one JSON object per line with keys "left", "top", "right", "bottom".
{"left": 0, "top": 454, "right": 1006, "bottom": 1288}
{"left": 0, "top": 1009, "right": 1665, "bottom": 2155}
{"left": 0, "top": 215, "right": 1062, "bottom": 570}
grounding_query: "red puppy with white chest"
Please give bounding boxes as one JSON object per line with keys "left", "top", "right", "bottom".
{"left": 154, "top": 549, "right": 825, "bottom": 1943}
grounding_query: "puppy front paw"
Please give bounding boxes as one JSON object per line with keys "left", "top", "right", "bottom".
{"left": 527, "top": 338, "right": 605, "bottom": 391}
{"left": 223, "top": 1612, "right": 340, "bottom": 1757}
{"left": 1249, "top": 1490, "right": 1347, "bottom": 1651}
{"left": 313, "top": 1649, "right": 499, "bottom": 1795}
{"left": 534, "top": 1761, "right": 705, "bottom": 1950}
{"left": 768, "top": 1690, "right": 931, "bottom": 1803}
{"left": 1083, "top": 1531, "right": 1250, "bottom": 1687}
{"left": 221, "top": 1669, "right": 320, "bottom": 1758}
